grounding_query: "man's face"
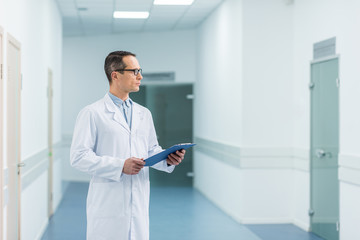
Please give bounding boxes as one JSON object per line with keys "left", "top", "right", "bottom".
{"left": 112, "top": 55, "right": 142, "bottom": 94}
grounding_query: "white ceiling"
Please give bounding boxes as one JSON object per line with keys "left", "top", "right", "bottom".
{"left": 56, "top": 0, "right": 224, "bottom": 37}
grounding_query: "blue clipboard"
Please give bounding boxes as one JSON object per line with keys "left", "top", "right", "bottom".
{"left": 144, "top": 143, "right": 196, "bottom": 167}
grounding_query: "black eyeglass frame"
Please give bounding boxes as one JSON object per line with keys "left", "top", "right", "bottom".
{"left": 114, "top": 68, "right": 142, "bottom": 76}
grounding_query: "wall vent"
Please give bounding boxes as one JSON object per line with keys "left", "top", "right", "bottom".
{"left": 313, "top": 37, "right": 336, "bottom": 59}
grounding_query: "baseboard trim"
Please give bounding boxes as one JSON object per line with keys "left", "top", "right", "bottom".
{"left": 242, "top": 219, "right": 310, "bottom": 232}
{"left": 195, "top": 184, "right": 309, "bottom": 231}
{"left": 240, "top": 218, "right": 293, "bottom": 224}
{"left": 34, "top": 218, "right": 49, "bottom": 240}
{"left": 292, "top": 219, "right": 310, "bottom": 232}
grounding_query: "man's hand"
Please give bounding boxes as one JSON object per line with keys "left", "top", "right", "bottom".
{"left": 166, "top": 149, "right": 186, "bottom": 166}
{"left": 123, "top": 157, "right": 145, "bottom": 175}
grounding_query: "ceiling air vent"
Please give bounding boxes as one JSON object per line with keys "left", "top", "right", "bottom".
{"left": 142, "top": 72, "right": 175, "bottom": 82}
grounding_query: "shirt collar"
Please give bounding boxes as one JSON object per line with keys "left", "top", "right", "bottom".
{"left": 108, "top": 92, "right": 132, "bottom": 107}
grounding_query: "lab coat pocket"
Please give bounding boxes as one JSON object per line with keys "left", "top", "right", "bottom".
{"left": 89, "top": 182, "right": 126, "bottom": 218}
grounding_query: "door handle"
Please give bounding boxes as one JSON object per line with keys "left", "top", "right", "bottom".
{"left": 17, "top": 162, "right": 26, "bottom": 175}
{"left": 315, "top": 149, "right": 331, "bottom": 159}
{"left": 17, "top": 162, "right": 26, "bottom": 168}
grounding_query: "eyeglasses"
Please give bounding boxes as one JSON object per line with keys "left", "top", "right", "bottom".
{"left": 114, "top": 68, "right": 142, "bottom": 76}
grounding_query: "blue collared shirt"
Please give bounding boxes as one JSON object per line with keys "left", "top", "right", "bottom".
{"left": 108, "top": 92, "right": 133, "bottom": 129}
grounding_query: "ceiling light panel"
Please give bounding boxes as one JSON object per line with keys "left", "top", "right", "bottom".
{"left": 113, "top": 11, "right": 149, "bottom": 19}
{"left": 77, "top": 0, "right": 113, "bottom": 4}
{"left": 154, "top": 0, "right": 194, "bottom": 5}
{"left": 117, "top": 0, "right": 152, "bottom": 3}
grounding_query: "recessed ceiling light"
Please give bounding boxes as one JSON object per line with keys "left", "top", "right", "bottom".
{"left": 113, "top": 11, "right": 149, "bottom": 19}
{"left": 154, "top": 0, "right": 194, "bottom": 5}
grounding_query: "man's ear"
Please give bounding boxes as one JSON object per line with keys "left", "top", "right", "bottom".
{"left": 111, "top": 71, "right": 119, "bottom": 82}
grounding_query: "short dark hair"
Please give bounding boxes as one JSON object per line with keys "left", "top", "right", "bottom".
{"left": 104, "top": 51, "right": 136, "bottom": 84}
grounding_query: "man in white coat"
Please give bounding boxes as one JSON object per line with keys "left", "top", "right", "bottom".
{"left": 70, "top": 51, "right": 186, "bottom": 240}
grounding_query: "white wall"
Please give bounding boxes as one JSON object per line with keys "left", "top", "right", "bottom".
{"left": 292, "top": 0, "right": 360, "bottom": 238}
{"left": 242, "top": 0, "right": 293, "bottom": 147}
{"left": 194, "top": 0, "right": 299, "bottom": 228}
{"left": 195, "top": 0, "right": 360, "bottom": 237}
{"left": 194, "top": 0, "right": 244, "bottom": 224}
{"left": 195, "top": 0, "right": 243, "bottom": 145}
{"left": 21, "top": 172, "right": 48, "bottom": 240}
{"left": 194, "top": 152, "right": 243, "bottom": 221}
{"left": 0, "top": 0, "right": 63, "bottom": 239}
{"left": 62, "top": 30, "right": 197, "bottom": 181}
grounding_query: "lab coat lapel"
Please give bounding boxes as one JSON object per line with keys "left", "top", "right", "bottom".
{"left": 104, "top": 94, "right": 130, "bottom": 133}
{"left": 131, "top": 103, "right": 144, "bottom": 132}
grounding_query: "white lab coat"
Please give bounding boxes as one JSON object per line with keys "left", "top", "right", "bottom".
{"left": 70, "top": 93, "right": 174, "bottom": 240}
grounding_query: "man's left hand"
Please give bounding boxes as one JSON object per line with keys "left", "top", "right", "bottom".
{"left": 166, "top": 149, "right": 186, "bottom": 166}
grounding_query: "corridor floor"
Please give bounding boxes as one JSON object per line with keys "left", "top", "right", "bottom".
{"left": 41, "top": 182, "right": 323, "bottom": 240}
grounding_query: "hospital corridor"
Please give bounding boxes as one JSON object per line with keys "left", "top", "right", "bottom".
{"left": 1, "top": 0, "right": 360, "bottom": 240}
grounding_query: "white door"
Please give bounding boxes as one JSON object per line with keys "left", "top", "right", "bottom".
{"left": 6, "top": 33, "right": 22, "bottom": 240}
{"left": 48, "top": 68, "right": 54, "bottom": 217}
{"left": 0, "top": 26, "right": 4, "bottom": 240}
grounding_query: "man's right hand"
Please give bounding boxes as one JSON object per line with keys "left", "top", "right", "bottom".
{"left": 122, "top": 157, "right": 145, "bottom": 175}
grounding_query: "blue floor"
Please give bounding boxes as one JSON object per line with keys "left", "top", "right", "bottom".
{"left": 41, "top": 182, "right": 323, "bottom": 240}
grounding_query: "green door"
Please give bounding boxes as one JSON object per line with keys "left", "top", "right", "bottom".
{"left": 130, "top": 84, "right": 193, "bottom": 186}
{"left": 310, "top": 57, "right": 339, "bottom": 240}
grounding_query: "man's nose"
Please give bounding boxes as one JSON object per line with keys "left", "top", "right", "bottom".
{"left": 137, "top": 72, "right": 143, "bottom": 80}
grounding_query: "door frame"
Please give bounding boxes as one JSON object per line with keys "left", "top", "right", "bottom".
{"left": 6, "top": 33, "right": 22, "bottom": 240}
{"left": 47, "top": 68, "right": 54, "bottom": 217}
{"left": 309, "top": 54, "right": 340, "bottom": 237}
{"left": 0, "top": 25, "right": 4, "bottom": 240}
{"left": 310, "top": 54, "right": 340, "bottom": 65}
